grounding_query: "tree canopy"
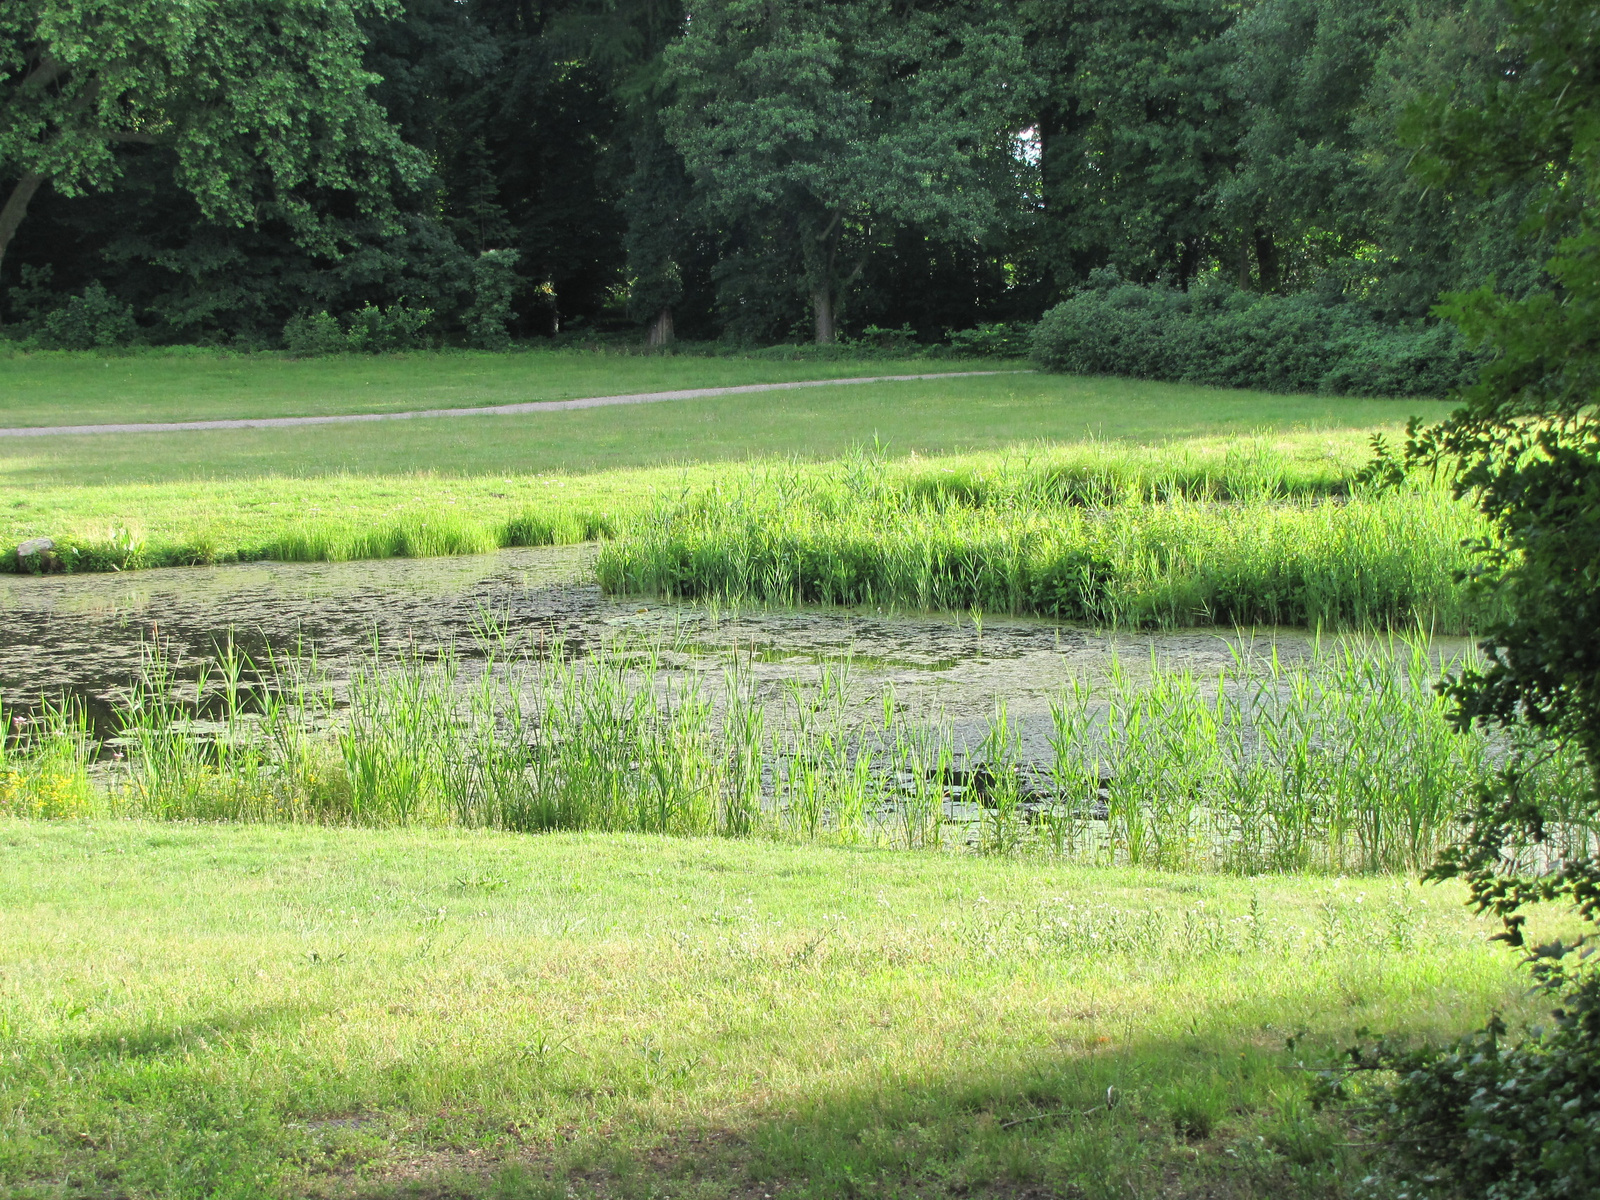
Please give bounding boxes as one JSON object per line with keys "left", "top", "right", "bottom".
{"left": 0, "top": 0, "right": 1577, "bottom": 346}
{"left": 0, "top": 0, "right": 418, "bottom": 294}
{"left": 662, "top": 0, "right": 1032, "bottom": 342}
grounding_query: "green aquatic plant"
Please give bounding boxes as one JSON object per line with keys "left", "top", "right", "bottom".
{"left": 9, "top": 630, "right": 1575, "bottom": 875}
{"left": 597, "top": 455, "right": 1493, "bottom": 632}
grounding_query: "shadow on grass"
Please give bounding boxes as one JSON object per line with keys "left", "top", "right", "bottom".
{"left": 352, "top": 1028, "right": 1355, "bottom": 1200}
{"left": 48, "top": 1003, "right": 306, "bottom": 1064}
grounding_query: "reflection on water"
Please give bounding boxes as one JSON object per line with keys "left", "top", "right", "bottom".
{"left": 1, "top": 546, "right": 1516, "bottom": 867}
{"left": 0, "top": 543, "right": 1469, "bottom": 762}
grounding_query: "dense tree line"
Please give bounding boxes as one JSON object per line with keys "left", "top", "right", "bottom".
{"left": 0, "top": 0, "right": 1566, "bottom": 348}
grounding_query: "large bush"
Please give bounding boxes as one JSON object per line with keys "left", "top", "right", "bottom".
{"left": 36, "top": 282, "right": 138, "bottom": 350}
{"left": 1310, "top": 3, "right": 1600, "bottom": 1195}
{"left": 1030, "top": 272, "right": 1482, "bottom": 397}
{"left": 282, "top": 302, "right": 435, "bottom": 355}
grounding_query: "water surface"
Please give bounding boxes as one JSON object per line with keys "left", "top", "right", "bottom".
{"left": 0, "top": 545, "right": 1462, "bottom": 760}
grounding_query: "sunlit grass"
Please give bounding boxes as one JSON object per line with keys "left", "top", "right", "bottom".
{"left": 0, "top": 348, "right": 973, "bottom": 427}
{"left": 0, "top": 820, "right": 1542, "bottom": 1200}
{"left": 599, "top": 449, "right": 1489, "bottom": 632}
{"left": 3, "top": 350, "right": 1456, "bottom": 586}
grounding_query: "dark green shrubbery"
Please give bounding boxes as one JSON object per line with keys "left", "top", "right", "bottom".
{"left": 282, "top": 301, "right": 435, "bottom": 355}
{"left": 36, "top": 282, "right": 139, "bottom": 350}
{"left": 1030, "top": 270, "right": 1482, "bottom": 398}
{"left": 947, "top": 321, "right": 1033, "bottom": 358}
{"left": 462, "top": 249, "right": 520, "bottom": 351}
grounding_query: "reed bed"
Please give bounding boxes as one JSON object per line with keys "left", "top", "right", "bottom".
{"left": 2, "top": 633, "right": 1586, "bottom": 875}
{"left": 7, "top": 436, "right": 1374, "bottom": 574}
{"left": 596, "top": 451, "right": 1489, "bottom": 631}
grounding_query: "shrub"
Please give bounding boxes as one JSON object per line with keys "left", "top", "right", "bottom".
{"left": 1343, "top": 996, "right": 1600, "bottom": 1199}
{"left": 848, "top": 323, "right": 919, "bottom": 351}
{"left": 1030, "top": 273, "right": 1483, "bottom": 398}
{"left": 283, "top": 302, "right": 435, "bottom": 355}
{"left": 948, "top": 321, "right": 1033, "bottom": 358}
{"left": 3, "top": 263, "right": 58, "bottom": 329}
{"left": 343, "top": 301, "right": 433, "bottom": 351}
{"left": 282, "top": 310, "right": 346, "bottom": 356}
{"left": 463, "top": 249, "right": 520, "bottom": 350}
{"left": 37, "top": 282, "right": 138, "bottom": 350}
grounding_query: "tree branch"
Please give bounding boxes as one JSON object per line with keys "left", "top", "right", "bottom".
{"left": 6, "top": 51, "right": 68, "bottom": 104}
{"left": 0, "top": 171, "right": 47, "bottom": 305}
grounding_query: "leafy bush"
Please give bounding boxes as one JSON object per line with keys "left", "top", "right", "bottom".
{"left": 948, "top": 321, "right": 1033, "bottom": 357}
{"left": 37, "top": 282, "right": 138, "bottom": 350}
{"left": 282, "top": 311, "right": 346, "bottom": 356}
{"left": 463, "top": 249, "right": 520, "bottom": 350}
{"left": 1337, "top": 986, "right": 1600, "bottom": 1199}
{"left": 1030, "top": 272, "right": 1482, "bottom": 397}
{"left": 3, "top": 263, "right": 58, "bottom": 328}
{"left": 283, "top": 302, "right": 435, "bottom": 355}
{"left": 848, "top": 323, "right": 919, "bottom": 351}
{"left": 343, "top": 301, "right": 433, "bottom": 352}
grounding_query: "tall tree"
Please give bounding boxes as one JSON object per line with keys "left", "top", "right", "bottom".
{"left": 1355, "top": 0, "right": 1555, "bottom": 316}
{"left": 0, "top": 0, "right": 418, "bottom": 296}
{"left": 550, "top": 0, "right": 696, "bottom": 342}
{"left": 1361, "top": 0, "right": 1600, "bottom": 1190}
{"left": 1023, "top": 0, "right": 1239, "bottom": 290}
{"left": 1214, "top": 0, "right": 1403, "bottom": 292}
{"left": 664, "top": 0, "right": 1033, "bottom": 343}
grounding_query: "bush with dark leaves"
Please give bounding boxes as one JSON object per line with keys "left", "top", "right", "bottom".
{"left": 1030, "top": 272, "right": 1481, "bottom": 398}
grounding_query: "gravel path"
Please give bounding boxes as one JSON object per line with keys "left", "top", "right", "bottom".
{"left": 0, "top": 370, "right": 1027, "bottom": 438}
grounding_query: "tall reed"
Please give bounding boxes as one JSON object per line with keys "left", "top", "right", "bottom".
{"left": 0, "top": 696, "right": 95, "bottom": 818}
{"left": 13, "top": 632, "right": 1587, "bottom": 876}
{"left": 596, "top": 453, "right": 1489, "bottom": 631}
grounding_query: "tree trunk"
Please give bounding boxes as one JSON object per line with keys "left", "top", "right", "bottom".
{"left": 0, "top": 171, "right": 45, "bottom": 324}
{"left": 647, "top": 306, "right": 674, "bottom": 347}
{"left": 1237, "top": 238, "right": 1251, "bottom": 289}
{"left": 1253, "top": 228, "right": 1279, "bottom": 292}
{"left": 812, "top": 284, "right": 835, "bottom": 345}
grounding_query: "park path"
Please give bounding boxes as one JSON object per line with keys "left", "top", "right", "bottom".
{"left": 0, "top": 370, "right": 1027, "bottom": 438}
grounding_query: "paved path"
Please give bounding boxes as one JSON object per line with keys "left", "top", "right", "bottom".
{"left": 0, "top": 370, "right": 1028, "bottom": 439}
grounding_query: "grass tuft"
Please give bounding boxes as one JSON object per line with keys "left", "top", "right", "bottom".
{"left": 598, "top": 451, "right": 1489, "bottom": 632}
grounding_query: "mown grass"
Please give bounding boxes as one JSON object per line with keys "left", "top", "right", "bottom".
{"left": 0, "top": 348, "right": 977, "bottom": 427}
{"left": 0, "top": 348, "right": 1445, "bottom": 436}
{"left": 1, "top": 356, "right": 1452, "bottom": 574}
{"left": 0, "top": 819, "right": 1544, "bottom": 1200}
{"left": 598, "top": 451, "right": 1489, "bottom": 632}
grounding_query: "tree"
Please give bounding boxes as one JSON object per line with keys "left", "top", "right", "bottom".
{"left": 663, "top": 0, "right": 1033, "bottom": 343}
{"left": 624, "top": 114, "right": 694, "bottom": 345}
{"left": 549, "top": 0, "right": 696, "bottom": 343}
{"left": 1214, "top": 0, "right": 1402, "bottom": 293}
{"left": 1348, "top": 1, "right": 1600, "bottom": 1192}
{"left": 0, "top": 0, "right": 418, "bottom": 298}
{"left": 1022, "top": 0, "right": 1239, "bottom": 290}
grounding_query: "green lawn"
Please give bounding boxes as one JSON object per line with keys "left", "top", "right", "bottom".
{"left": 0, "top": 349, "right": 977, "bottom": 427}
{"left": 1, "top": 350, "right": 1454, "bottom": 571}
{"left": 0, "top": 820, "right": 1530, "bottom": 1200}
{"left": 3, "top": 356, "right": 1452, "bottom": 489}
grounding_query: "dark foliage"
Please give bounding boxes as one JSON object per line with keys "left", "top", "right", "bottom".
{"left": 1029, "top": 273, "right": 1480, "bottom": 397}
{"left": 0, "top": 0, "right": 1579, "bottom": 351}
{"left": 1314, "top": 3, "right": 1600, "bottom": 1195}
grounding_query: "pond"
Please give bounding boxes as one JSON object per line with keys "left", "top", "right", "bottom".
{"left": 0, "top": 544, "right": 1464, "bottom": 764}
{"left": 4, "top": 546, "right": 1538, "bottom": 872}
